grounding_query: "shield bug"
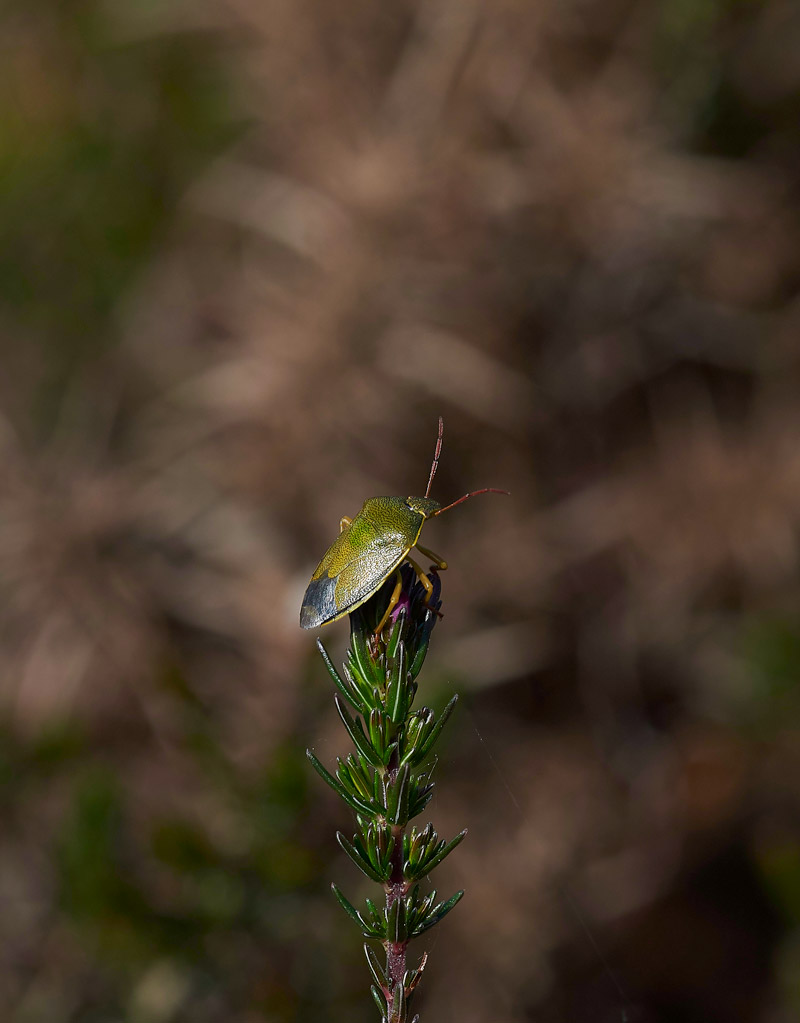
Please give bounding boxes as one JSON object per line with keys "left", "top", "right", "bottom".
{"left": 300, "top": 418, "right": 508, "bottom": 633}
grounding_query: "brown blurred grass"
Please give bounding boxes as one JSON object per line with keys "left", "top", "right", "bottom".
{"left": 1, "top": 0, "right": 800, "bottom": 1020}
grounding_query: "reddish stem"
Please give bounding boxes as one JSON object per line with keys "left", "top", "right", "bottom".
{"left": 383, "top": 737, "right": 409, "bottom": 1011}
{"left": 384, "top": 822, "right": 408, "bottom": 993}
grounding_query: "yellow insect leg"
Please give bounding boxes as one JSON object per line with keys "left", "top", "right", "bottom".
{"left": 405, "top": 555, "right": 439, "bottom": 606}
{"left": 414, "top": 542, "right": 448, "bottom": 571}
{"left": 373, "top": 569, "right": 404, "bottom": 638}
{"left": 339, "top": 515, "right": 353, "bottom": 533}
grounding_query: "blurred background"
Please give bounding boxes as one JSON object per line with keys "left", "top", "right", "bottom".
{"left": 1, "top": 0, "right": 800, "bottom": 1020}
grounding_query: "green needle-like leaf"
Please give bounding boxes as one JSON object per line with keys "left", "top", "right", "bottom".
{"left": 388, "top": 980, "right": 406, "bottom": 1023}
{"left": 411, "top": 829, "right": 468, "bottom": 880}
{"left": 338, "top": 756, "right": 375, "bottom": 803}
{"left": 331, "top": 883, "right": 366, "bottom": 929}
{"left": 365, "top": 897, "right": 382, "bottom": 928}
{"left": 349, "top": 617, "right": 384, "bottom": 690}
{"left": 387, "top": 764, "right": 411, "bottom": 826}
{"left": 386, "top": 610, "right": 405, "bottom": 660}
{"left": 367, "top": 709, "right": 388, "bottom": 760}
{"left": 371, "top": 984, "right": 388, "bottom": 1018}
{"left": 379, "top": 834, "right": 396, "bottom": 875}
{"left": 399, "top": 709, "right": 432, "bottom": 764}
{"left": 412, "top": 889, "right": 464, "bottom": 936}
{"left": 336, "top": 831, "right": 387, "bottom": 884}
{"left": 408, "top": 695, "right": 458, "bottom": 765}
{"left": 334, "top": 697, "right": 383, "bottom": 767}
{"left": 317, "top": 638, "right": 367, "bottom": 713}
{"left": 408, "top": 638, "right": 430, "bottom": 679}
{"left": 386, "top": 895, "right": 408, "bottom": 943}
{"left": 306, "top": 750, "right": 377, "bottom": 816}
{"left": 386, "top": 642, "right": 407, "bottom": 724}
{"left": 364, "top": 944, "right": 388, "bottom": 991}
{"left": 344, "top": 662, "right": 375, "bottom": 709}
{"left": 408, "top": 776, "right": 434, "bottom": 819}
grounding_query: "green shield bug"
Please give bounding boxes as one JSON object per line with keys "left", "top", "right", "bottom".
{"left": 300, "top": 418, "right": 508, "bottom": 634}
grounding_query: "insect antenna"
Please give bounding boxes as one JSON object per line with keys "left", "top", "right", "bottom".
{"left": 425, "top": 416, "right": 445, "bottom": 498}
{"left": 434, "top": 488, "right": 510, "bottom": 515}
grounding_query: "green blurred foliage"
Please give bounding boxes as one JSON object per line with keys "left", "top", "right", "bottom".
{"left": 655, "top": 0, "right": 771, "bottom": 153}
{"left": 0, "top": 668, "right": 368, "bottom": 1023}
{"left": 739, "top": 615, "right": 800, "bottom": 731}
{"left": 0, "top": 0, "right": 238, "bottom": 430}
{"left": 758, "top": 840, "right": 800, "bottom": 926}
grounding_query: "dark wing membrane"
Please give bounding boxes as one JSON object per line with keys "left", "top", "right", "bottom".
{"left": 300, "top": 517, "right": 413, "bottom": 629}
{"left": 300, "top": 573, "right": 340, "bottom": 629}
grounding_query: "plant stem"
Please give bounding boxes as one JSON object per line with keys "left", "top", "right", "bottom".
{"left": 308, "top": 565, "right": 464, "bottom": 1022}
{"left": 385, "top": 815, "right": 408, "bottom": 990}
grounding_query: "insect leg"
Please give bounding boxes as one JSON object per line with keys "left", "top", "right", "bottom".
{"left": 414, "top": 543, "right": 448, "bottom": 571}
{"left": 373, "top": 569, "right": 404, "bottom": 637}
{"left": 405, "top": 555, "right": 438, "bottom": 607}
{"left": 339, "top": 516, "right": 353, "bottom": 533}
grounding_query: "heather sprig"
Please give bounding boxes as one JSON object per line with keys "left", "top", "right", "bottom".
{"left": 307, "top": 564, "right": 464, "bottom": 1023}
